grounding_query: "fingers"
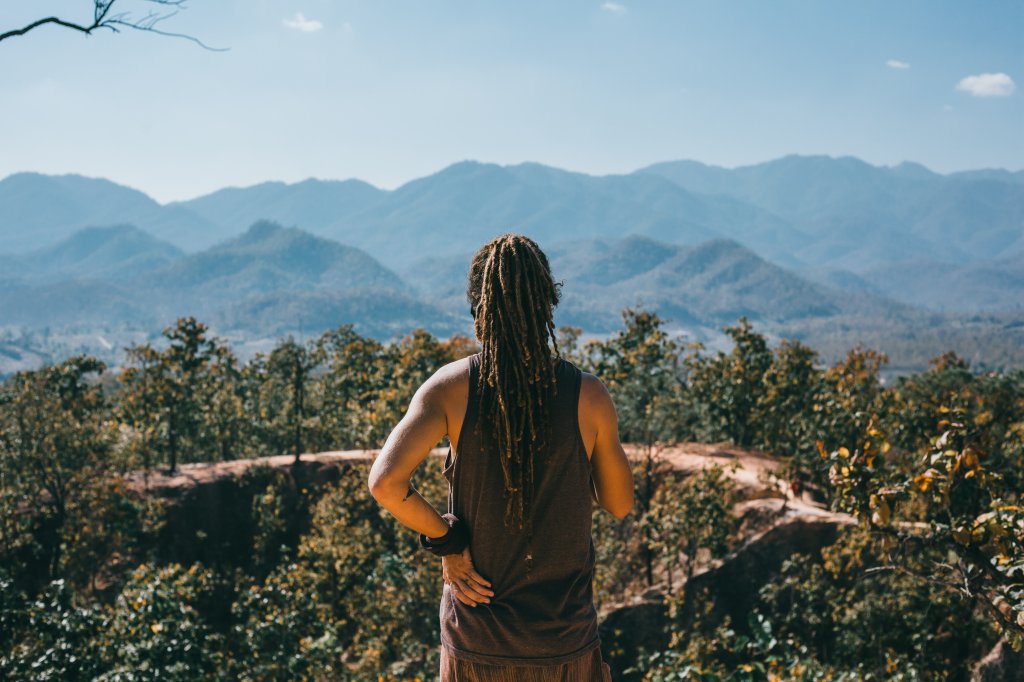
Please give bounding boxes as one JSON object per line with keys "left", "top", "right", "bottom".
{"left": 449, "top": 580, "right": 483, "bottom": 607}
{"left": 456, "top": 549, "right": 492, "bottom": 588}
{"left": 444, "top": 552, "right": 492, "bottom": 589}
{"left": 449, "top": 578, "right": 490, "bottom": 606}
{"left": 467, "top": 567, "right": 492, "bottom": 589}
{"left": 460, "top": 578, "right": 492, "bottom": 604}
{"left": 463, "top": 572, "right": 494, "bottom": 598}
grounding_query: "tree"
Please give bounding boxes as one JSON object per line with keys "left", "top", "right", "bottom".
{"left": 582, "top": 307, "right": 687, "bottom": 586}
{"left": 262, "top": 335, "right": 323, "bottom": 464}
{"left": 686, "top": 317, "right": 773, "bottom": 448}
{"left": 644, "top": 465, "right": 738, "bottom": 595}
{"left": 199, "top": 343, "right": 247, "bottom": 463}
{"left": 0, "top": 0, "right": 224, "bottom": 49}
{"left": 315, "top": 325, "right": 389, "bottom": 451}
{"left": 0, "top": 356, "right": 114, "bottom": 582}
{"left": 118, "top": 317, "right": 228, "bottom": 473}
{"left": 823, "top": 393, "right": 1024, "bottom": 650}
{"left": 754, "top": 339, "right": 828, "bottom": 496}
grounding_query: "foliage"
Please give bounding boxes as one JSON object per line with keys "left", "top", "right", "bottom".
{"left": 0, "top": 354, "right": 139, "bottom": 591}
{"left": 823, "top": 405, "right": 1024, "bottom": 649}
{"left": 686, "top": 317, "right": 773, "bottom": 448}
{"left": 1, "top": 312, "right": 1023, "bottom": 677}
{"left": 644, "top": 465, "right": 738, "bottom": 594}
{"left": 119, "top": 317, "right": 236, "bottom": 472}
{"left": 578, "top": 308, "right": 688, "bottom": 586}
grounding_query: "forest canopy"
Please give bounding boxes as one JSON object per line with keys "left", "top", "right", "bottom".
{"left": 1, "top": 311, "right": 1022, "bottom": 679}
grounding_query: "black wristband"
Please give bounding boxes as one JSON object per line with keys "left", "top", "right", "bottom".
{"left": 419, "top": 513, "right": 470, "bottom": 556}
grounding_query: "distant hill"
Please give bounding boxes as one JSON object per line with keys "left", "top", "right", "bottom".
{"left": 637, "top": 155, "right": 1024, "bottom": 269}
{"left": 138, "top": 220, "right": 407, "bottom": 299}
{"left": 0, "top": 172, "right": 219, "bottom": 253}
{"left": 299, "top": 161, "right": 810, "bottom": 270}
{"left": 403, "top": 234, "right": 913, "bottom": 333}
{"left": 0, "top": 221, "right": 460, "bottom": 339}
{"left": 399, "top": 234, "right": 1024, "bottom": 370}
{"left": 2, "top": 155, "right": 1021, "bottom": 316}
{"left": 173, "top": 178, "right": 385, "bottom": 238}
{"left": 797, "top": 256, "right": 1024, "bottom": 314}
{"left": 0, "top": 224, "right": 184, "bottom": 284}
{"left": 211, "top": 289, "right": 465, "bottom": 338}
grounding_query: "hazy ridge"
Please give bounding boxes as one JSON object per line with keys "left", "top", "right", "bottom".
{"left": 1, "top": 155, "right": 1021, "bottom": 373}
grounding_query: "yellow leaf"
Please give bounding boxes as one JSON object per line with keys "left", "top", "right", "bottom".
{"left": 870, "top": 497, "right": 891, "bottom": 525}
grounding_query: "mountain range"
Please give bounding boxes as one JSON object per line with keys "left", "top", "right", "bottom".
{"left": 2, "top": 156, "right": 1021, "bottom": 314}
{"left": 0, "top": 156, "right": 1021, "bottom": 374}
{"left": 0, "top": 221, "right": 462, "bottom": 339}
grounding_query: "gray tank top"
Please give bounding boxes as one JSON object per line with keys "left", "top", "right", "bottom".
{"left": 439, "top": 351, "right": 601, "bottom": 665}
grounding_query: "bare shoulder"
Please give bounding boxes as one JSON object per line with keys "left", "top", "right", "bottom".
{"left": 579, "top": 371, "right": 611, "bottom": 402}
{"left": 416, "top": 356, "right": 473, "bottom": 406}
{"left": 430, "top": 356, "right": 473, "bottom": 386}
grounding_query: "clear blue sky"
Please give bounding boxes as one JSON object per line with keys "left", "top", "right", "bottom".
{"left": 2, "top": 0, "right": 1021, "bottom": 202}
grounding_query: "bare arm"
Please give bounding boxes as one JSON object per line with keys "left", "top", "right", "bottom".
{"left": 585, "top": 375, "right": 635, "bottom": 519}
{"left": 368, "top": 367, "right": 494, "bottom": 606}
{"left": 367, "top": 374, "right": 450, "bottom": 539}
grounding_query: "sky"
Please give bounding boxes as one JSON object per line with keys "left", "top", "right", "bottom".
{"left": 1, "top": 0, "right": 1021, "bottom": 203}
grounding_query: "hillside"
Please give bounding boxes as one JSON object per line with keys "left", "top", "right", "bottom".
{"left": 4, "top": 157, "right": 1021, "bottom": 317}
{"left": 303, "top": 161, "right": 809, "bottom": 270}
{"left": 0, "top": 224, "right": 185, "bottom": 284}
{"left": 0, "top": 221, "right": 462, "bottom": 340}
{"left": 121, "top": 445, "right": 1019, "bottom": 680}
{"left": 404, "top": 235, "right": 917, "bottom": 332}
{"left": 638, "top": 155, "right": 1024, "bottom": 271}
{"left": 0, "top": 172, "right": 217, "bottom": 253}
{"left": 173, "top": 178, "right": 385, "bottom": 238}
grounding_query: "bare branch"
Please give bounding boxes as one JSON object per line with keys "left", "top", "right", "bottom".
{"left": 0, "top": 16, "right": 111, "bottom": 42}
{"left": 0, "top": 0, "right": 227, "bottom": 50}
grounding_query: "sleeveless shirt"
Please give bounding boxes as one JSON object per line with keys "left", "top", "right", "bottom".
{"left": 440, "top": 352, "right": 601, "bottom": 666}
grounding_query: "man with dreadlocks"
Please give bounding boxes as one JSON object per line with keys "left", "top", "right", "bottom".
{"left": 369, "top": 233, "right": 634, "bottom": 681}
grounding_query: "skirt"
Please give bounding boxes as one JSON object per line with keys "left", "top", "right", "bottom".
{"left": 439, "top": 645, "right": 613, "bottom": 681}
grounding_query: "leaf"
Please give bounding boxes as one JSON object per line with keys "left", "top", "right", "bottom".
{"left": 952, "top": 528, "right": 972, "bottom": 546}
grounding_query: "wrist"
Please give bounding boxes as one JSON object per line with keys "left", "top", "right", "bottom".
{"left": 419, "top": 513, "right": 470, "bottom": 556}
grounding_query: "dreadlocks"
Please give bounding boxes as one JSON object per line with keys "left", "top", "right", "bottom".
{"left": 466, "top": 233, "right": 563, "bottom": 536}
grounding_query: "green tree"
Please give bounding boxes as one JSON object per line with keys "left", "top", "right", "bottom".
{"left": 644, "top": 465, "right": 738, "bottom": 595}
{"left": 0, "top": 356, "right": 116, "bottom": 584}
{"left": 583, "top": 308, "right": 687, "bottom": 587}
{"left": 316, "top": 325, "right": 389, "bottom": 450}
{"left": 687, "top": 317, "right": 773, "bottom": 448}
{"left": 120, "top": 317, "right": 230, "bottom": 472}
{"left": 262, "top": 335, "right": 323, "bottom": 463}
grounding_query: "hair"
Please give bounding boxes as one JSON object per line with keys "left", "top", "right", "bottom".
{"left": 466, "top": 233, "right": 563, "bottom": 534}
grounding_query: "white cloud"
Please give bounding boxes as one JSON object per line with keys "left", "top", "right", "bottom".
{"left": 341, "top": 21, "right": 353, "bottom": 34}
{"left": 601, "top": 2, "right": 626, "bottom": 13}
{"left": 886, "top": 59, "right": 910, "bottom": 70}
{"left": 284, "top": 12, "right": 323, "bottom": 33}
{"left": 943, "top": 104, "right": 954, "bottom": 111}
{"left": 955, "top": 72, "right": 1015, "bottom": 97}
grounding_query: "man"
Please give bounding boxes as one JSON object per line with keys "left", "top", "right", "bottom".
{"left": 369, "top": 233, "right": 633, "bottom": 681}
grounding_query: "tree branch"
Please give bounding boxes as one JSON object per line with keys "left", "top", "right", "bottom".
{"left": 0, "top": 1, "right": 226, "bottom": 50}
{"left": 0, "top": 16, "right": 110, "bottom": 42}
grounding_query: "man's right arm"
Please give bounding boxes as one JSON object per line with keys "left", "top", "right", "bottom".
{"left": 583, "top": 374, "right": 634, "bottom": 519}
